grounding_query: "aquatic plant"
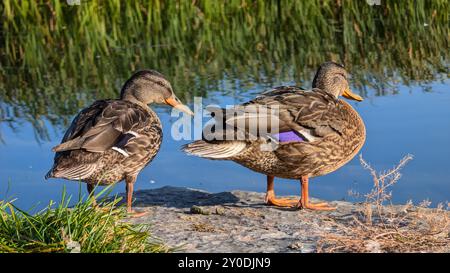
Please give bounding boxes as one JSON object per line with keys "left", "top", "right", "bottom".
{"left": 0, "top": 0, "right": 448, "bottom": 140}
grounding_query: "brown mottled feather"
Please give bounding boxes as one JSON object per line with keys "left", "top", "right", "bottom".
{"left": 47, "top": 100, "right": 162, "bottom": 185}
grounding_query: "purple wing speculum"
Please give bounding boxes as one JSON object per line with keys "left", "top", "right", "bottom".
{"left": 272, "top": 131, "right": 305, "bottom": 143}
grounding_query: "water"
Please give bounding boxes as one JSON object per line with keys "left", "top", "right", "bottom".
{"left": 0, "top": 1, "right": 448, "bottom": 210}
{"left": 1, "top": 75, "right": 449, "bottom": 210}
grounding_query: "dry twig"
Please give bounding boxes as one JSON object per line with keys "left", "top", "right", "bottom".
{"left": 317, "top": 154, "right": 450, "bottom": 253}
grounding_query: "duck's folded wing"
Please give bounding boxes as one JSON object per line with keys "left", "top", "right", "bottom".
{"left": 271, "top": 90, "right": 350, "bottom": 166}
{"left": 272, "top": 89, "right": 346, "bottom": 138}
{"left": 207, "top": 88, "right": 345, "bottom": 142}
{"left": 53, "top": 100, "right": 147, "bottom": 153}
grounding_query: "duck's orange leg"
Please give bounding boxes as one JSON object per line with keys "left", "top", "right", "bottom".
{"left": 265, "top": 175, "right": 298, "bottom": 207}
{"left": 125, "top": 176, "right": 147, "bottom": 218}
{"left": 297, "top": 176, "right": 336, "bottom": 211}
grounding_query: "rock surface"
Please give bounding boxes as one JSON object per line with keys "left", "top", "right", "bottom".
{"left": 124, "top": 186, "right": 362, "bottom": 253}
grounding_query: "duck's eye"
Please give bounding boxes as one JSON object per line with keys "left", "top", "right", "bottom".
{"left": 333, "top": 76, "right": 342, "bottom": 84}
{"left": 338, "top": 73, "right": 347, "bottom": 80}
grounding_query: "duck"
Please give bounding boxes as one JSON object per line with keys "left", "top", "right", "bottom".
{"left": 46, "top": 70, "right": 193, "bottom": 216}
{"left": 183, "top": 62, "right": 365, "bottom": 210}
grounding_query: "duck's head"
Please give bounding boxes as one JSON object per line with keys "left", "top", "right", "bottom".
{"left": 120, "top": 70, "right": 193, "bottom": 115}
{"left": 312, "top": 62, "right": 363, "bottom": 101}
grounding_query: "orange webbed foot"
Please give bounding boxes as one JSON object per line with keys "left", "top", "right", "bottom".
{"left": 265, "top": 191, "right": 299, "bottom": 208}
{"left": 127, "top": 209, "right": 148, "bottom": 218}
{"left": 297, "top": 200, "right": 336, "bottom": 211}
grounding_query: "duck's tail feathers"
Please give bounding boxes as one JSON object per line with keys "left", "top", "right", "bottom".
{"left": 182, "top": 140, "right": 246, "bottom": 159}
{"left": 45, "top": 164, "right": 96, "bottom": 181}
{"left": 45, "top": 168, "right": 54, "bottom": 180}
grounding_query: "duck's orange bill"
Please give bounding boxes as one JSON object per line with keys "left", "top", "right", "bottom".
{"left": 342, "top": 88, "right": 363, "bottom": 101}
{"left": 165, "top": 97, "right": 194, "bottom": 116}
{"left": 165, "top": 97, "right": 180, "bottom": 107}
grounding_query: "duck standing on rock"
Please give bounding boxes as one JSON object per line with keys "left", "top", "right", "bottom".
{"left": 46, "top": 70, "right": 193, "bottom": 216}
{"left": 183, "top": 62, "right": 365, "bottom": 211}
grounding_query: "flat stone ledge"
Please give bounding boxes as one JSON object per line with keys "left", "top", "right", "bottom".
{"left": 123, "top": 186, "right": 363, "bottom": 253}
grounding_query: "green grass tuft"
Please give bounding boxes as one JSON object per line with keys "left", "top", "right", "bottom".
{"left": 0, "top": 188, "right": 168, "bottom": 253}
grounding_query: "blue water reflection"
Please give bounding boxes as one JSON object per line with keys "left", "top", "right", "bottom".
{"left": 0, "top": 79, "right": 449, "bottom": 210}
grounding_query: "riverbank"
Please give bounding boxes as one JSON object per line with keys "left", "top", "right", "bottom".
{"left": 124, "top": 186, "right": 450, "bottom": 253}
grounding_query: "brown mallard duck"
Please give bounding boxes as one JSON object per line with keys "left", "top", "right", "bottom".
{"left": 46, "top": 70, "right": 193, "bottom": 216}
{"left": 183, "top": 62, "right": 365, "bottom": 210}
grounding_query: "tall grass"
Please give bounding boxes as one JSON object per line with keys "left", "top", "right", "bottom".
{"left": 0, "top": 0, "right": 448, "bottom": 140}
{"left": 0, "top": 188, "right": 167, "bottom": 253}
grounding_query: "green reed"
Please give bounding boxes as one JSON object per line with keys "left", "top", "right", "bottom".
{"left": 0, "top": 0, "right": 448, "bottom": 140}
